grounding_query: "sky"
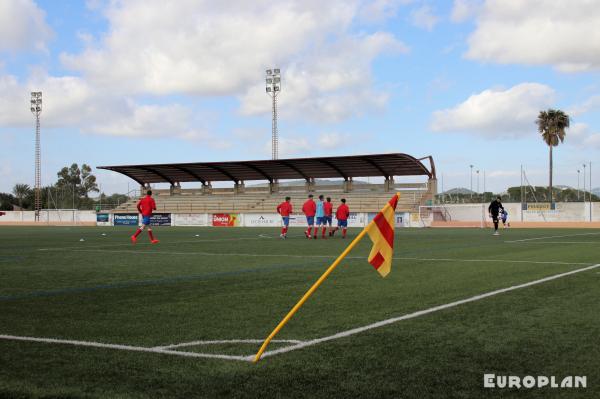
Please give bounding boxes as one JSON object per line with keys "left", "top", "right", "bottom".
{"left": 1, "top": 0, "right": 599, "bottom": 195}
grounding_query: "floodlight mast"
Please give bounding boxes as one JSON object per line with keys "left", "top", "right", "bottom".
{"left": 265, "top": 68, "right": 281, "bottom": 160}
{"left": 30, "top": 92, "right": 42, "bottom": 221}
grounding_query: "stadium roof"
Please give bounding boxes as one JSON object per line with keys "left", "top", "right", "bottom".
{"left": 98, "top": 153, "right": 435, "bottom": 185}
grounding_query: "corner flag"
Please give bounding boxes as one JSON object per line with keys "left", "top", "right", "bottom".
{"left": 253, "top": 192, "right": 400, "bottom": 362}
{"left": 366, "top": 193, "right": 398, "bottom": 277}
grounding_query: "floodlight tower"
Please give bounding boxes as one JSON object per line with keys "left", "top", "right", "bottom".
{"left": 265, "top": 68, "right": 281, "bottom": 160}
{"left": 30, "top": 92, "right": 42, "bottom": 221}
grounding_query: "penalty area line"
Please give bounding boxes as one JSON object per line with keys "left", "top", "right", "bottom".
{"left": 0, "top": 334, "right": 251, "bottom": 362}
{"left": 505, "top": 232, "right": 600, "bottom": 243}
{"left": 153, "top": 339, "right": 303, "bottom": 350}
{"left": 259, "top": 263, "right": 600, "bottom": 359}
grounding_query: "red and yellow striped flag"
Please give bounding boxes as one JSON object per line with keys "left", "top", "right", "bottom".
{"left": 366, "top": 193, "right": 399, "bottom": 277}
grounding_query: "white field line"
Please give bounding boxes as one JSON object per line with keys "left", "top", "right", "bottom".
{"left": 0, "top": 334, "right": 250, "bottom": 362}
{"left": 505, "top": 232, "right": 600, "bottom": 243}
{"left": 153, "top": 339, "right": 302, "bottom": 350}
{"left": 37, "top": 236, "right": 269, "bottom": 252}
{"left": 258, "top": 263, "right": 600, "bottom": 359}
{"left": 35, "top": 248, "right": 592, "bottom": 266}
{"left": 2, "top": 264, "right": 598, "bottom": 362}
{"left": 506, "top": 241, "right": 599, "bottom": 245}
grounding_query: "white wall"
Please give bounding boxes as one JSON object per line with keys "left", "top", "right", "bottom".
{"left": 0, "top": 210, "right": 97, "bottom": 223}
{"left": 439, "top": 203, "right": 599, "bottom": 222}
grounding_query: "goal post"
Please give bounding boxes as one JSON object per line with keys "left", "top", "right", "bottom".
{"left": 418, "top": 204, "right": 488, "bottom": 228}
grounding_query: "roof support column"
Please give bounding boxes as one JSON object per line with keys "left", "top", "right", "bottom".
{"left": 428, "top": 177, "right": 438, "bottom": 202}
{"left": 170, "top": 182, "right": 182, "bottom": 196}
{"left": 202, "top": 182, "right": 213, "bottom": 195}
{"left": 269, "top": 181, "right": 280, "bottom": 194}
{"left": 234, "top": 181, "right": 245, "bottom": 194}
{"left": 305, "top": 178, "right": 315, "bottom": 193}
{"left": 343, "top": 177, "right": 353, "bottom": 193}
{"left": 384, "top": 177, "right": 395, "bottom": 192}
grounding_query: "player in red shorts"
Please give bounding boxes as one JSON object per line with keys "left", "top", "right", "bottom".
{"left": 331, "top": 198, "right": 349, "bottom": 238}
{"left": 131, "top": 190, "right": 159, "bottom": 244}
{"left": 302, "top": 194, "right": 316, "bottom": 239}
{"left": 324, "top": 197, "right": 334, "bottom": 237}
{"left": 276, "top": 196, "right": 292, "bottom": 239}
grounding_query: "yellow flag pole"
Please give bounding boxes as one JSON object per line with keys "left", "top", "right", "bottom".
{"left": 253, "top": 227, "right": 370, "bottom": 363}
{"left": 253, "top": 193, "right": 399, "bottom": 363}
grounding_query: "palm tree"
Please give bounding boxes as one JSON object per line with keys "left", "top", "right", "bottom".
{"left": 12, "top": 184, "right": 32, "bottom": 210}
{"left": 536, "top": 109, "right": 570, "bottom": 204}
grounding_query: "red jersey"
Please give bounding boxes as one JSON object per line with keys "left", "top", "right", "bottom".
{"left": 336, "top": 203, "right": 350, "bottom": 221}
{"left": 324, "top": 202, "right": 333, "bottom": 216}
{"left": 302, "top": 199, "right": 316, "bottom": 216}
{"left": 137, "top": 195, "right": 156, "bottom": 217}
{"left": 277, "top": 201, "right": 292, "bottom": 216}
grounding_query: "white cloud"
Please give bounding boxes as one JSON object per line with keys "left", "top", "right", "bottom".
{"left": 0, "top": 0, "right": 52, "bottom": 52}
{"left": 450, "top": 0, "right": 482, "bottom": 23}
{"left": 317, "top": 132, "right": 349, "bottom": 149}
{"left": 410, "top": 5, "right": 439, "bottom": 31}
{"left": 464, "top": 0, "right": 600, "bottom": 72}
{"left": 61, "top": 0, "right": 358, "bottom": 95}
{"left": 568, "top": 122, "right": 600, "bottom": 150}
{"left": 60, "top": 0, "right": 407, "bottom": 123}
{"left": 0, "top": 71, "right": 227, "bottom": 145}
{"left": 430, "top": 83, "right": 555, "bottom": 138}
{"left": 359, "top": 0, "right": 414, "bottom": 23}
{"left": 568, "top": 95, "right": 600, "bottom": 117}
{"left": 239, "top": 32, "right": 407, "bottom": 122}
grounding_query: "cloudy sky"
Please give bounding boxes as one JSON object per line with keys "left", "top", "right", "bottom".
{"left": 1, "top": 0, "right": 599, "bottom": 194}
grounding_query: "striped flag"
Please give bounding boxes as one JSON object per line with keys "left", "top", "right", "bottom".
{"left": 253, "top": 192, "right": 401, "bottom": 362}
{"left": 366, "top": 193, "right": 399, "bottom": 277}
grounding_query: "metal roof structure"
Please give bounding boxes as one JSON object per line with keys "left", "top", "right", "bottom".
{"left": 98, "top": 153, "right": 435, "bottom": 185}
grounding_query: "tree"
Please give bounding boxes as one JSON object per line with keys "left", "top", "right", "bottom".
{"left": 80, "top": 164, "right": 99, "bottom": 197}
{"left": 536, "top": 109, "right": 570, "bottom": 204}
{"left": 56, "top": 163, "right": 99, "bottom": 198}
{"left": 12, "top": 184, "right": 32, "bottom": 210}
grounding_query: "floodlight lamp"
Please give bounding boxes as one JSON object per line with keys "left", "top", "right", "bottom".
{"left": 36, "top": 106, "right": 41, "bottom": 112}
{"left": 266, "top": 87, "right": 272, "bottom": 92}
{"left": 274, "top": 86, "right": 280, "bottom": 91}
{"left": 273, "top": 77, "right": 280, "bottom": 83}
{"left": 266, "top": 69, "right": 272, "bottom": 75}
{"left": 266, "top": 78, "right": 273, "bottom": 84}
{"left": 274, "top": 68, "right": 280, "bottom": 74}
{"left": 30, "top": 107, "right": 35, "bottom": 112}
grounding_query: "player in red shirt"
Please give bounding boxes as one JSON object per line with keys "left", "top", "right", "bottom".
{"left": 276, "top": 196, "right": 292, "bottom": 239}
{"left": 301, "top": 194, "right": 316, "bottom": 239}
{"left": 324, "top": 197, "right": 334, "bottom": 237}
{"left": 331, "top": 198, "right": 350, "bottom": 238}
{"left": 131, "top": 190, "right": 159, "bottom": 244}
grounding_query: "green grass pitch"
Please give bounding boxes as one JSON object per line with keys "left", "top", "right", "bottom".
{"left": 1, "top": 226, "right": 599, "bottom": 398}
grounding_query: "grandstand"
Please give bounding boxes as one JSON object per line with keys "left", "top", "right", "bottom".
{"left": 99, "top": 153, "right": 436, "bottom": 215}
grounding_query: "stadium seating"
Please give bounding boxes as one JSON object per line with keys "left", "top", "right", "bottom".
{"left": 112, "top": 183, "right": 432, "bottom": 214}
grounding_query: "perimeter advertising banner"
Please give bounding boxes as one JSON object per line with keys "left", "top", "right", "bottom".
{"left": 525, "top": 203, "right": 556, "bottom": 211}
{"left": 244, "top": 214, "right": 280, "bottom": 227}
{"left": 172, "top": 213, "right": 209, "bottom": 226}
{"left": 113, "top": 213, "right": 139, "bottom": 226}
{"left": 149, "top": 213, "right": 172, "bottom": 226}
{"left": 212, "top": 213, "right": 240, "bottom": 227}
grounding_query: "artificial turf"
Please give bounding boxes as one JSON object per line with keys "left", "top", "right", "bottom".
{"left": 0, "top": 226, "right": 599, "bottom": 398}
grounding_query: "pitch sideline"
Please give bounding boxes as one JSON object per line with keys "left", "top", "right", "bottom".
{"left": 1, "top": 263, "right": 598, "bottom": 362}
{"left": 258, "top": 263, "right": 600, "bottom": 359}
